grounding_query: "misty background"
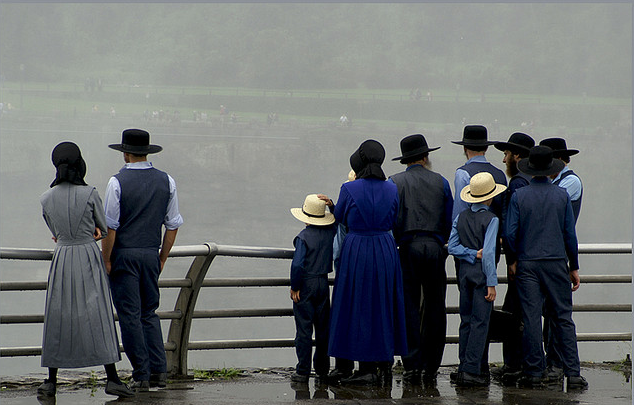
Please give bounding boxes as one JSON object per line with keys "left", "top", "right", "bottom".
{"left": 0, "top": 3, "right": 631, "bottom": 377}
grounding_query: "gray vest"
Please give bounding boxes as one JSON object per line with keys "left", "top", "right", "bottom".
{"left": 390, "top": 165, "right": 445, "bottom": 243}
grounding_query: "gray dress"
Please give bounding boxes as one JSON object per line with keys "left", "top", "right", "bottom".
{"left": 40, "top": 183, "right": 121, "bottom": 368}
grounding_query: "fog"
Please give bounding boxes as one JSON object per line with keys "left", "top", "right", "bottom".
{"left": 0, "top": 3, "right": 631, "bottom": 377}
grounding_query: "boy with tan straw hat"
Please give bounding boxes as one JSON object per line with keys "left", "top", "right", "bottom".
{"left": 289, "top": 194, "right": 336, "bottom": 384}
{"left": 448, "top": 172, "right": 506, "bottom": 387}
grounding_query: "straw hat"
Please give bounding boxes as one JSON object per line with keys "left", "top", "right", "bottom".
{"left": 291, "top": 194, "right": 335, "bottom": 226}
{"left": 460, "top": 172, "right": 507, "bottom": 204}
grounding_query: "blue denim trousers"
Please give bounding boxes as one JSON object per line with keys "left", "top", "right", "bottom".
{"left": 109, "top": 248, "right": 166, "bottom": 381}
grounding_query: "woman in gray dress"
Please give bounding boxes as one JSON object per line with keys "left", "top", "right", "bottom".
{"left": 38, "top": 142, "right": 133, "bottom": 398}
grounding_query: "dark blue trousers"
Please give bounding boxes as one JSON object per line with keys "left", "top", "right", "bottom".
{"left": 109, "top": 248, "right": 166, "bottom": 381}
{"left": 293, "top": 276, "right": 330, "bottom": 376}
{"left": 516, "top": 260, "right": 580, "bottom": 378}
{"left": 457, "top": 261, "right": 492, "bottom": 375}
{"left": 398, "top": 237, "right": 447, "bottom": 374}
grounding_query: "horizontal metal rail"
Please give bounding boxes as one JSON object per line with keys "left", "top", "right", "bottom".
{"left": 0, "top": 242, "right": 631, "bottom": 375}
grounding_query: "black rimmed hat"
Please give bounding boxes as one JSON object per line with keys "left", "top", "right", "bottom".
{"left": 392, "top": 134, "right": 440, "bottom": 164}
{"left": 108, "top": 129, "right": 163, "bottom": 154}
{"left": 494, "top": 132, "right": 535, "bottom": 158}
{"left": 518, "top": 145, "right": 565, "bottom": 177}
{"left": 451, "top": 125, "right": 497, "bottom": 147}
{"left": 538, "top": 137, "right": 579, "bottom": 158}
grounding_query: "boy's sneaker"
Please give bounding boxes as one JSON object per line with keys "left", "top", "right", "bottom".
{"left": 37, "top": 380, "right": 56, "bottom": 397}
{"left": 130, "top": 380, "right": 150, "bottom": 392}
{"left": 105, "top": 380, "right": 135, "bottom": 397}
{"left": 150, "top": 372, "right": 167, "bottom": 388}
{"left": 290, "top": 372, "right": 309, "bottom": 383}
{"left": 567, "top": 375, "right": 589, "bottom": 390}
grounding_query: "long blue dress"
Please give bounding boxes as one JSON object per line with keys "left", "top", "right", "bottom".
{"left": 328, "top": 178, "right": 408, "bottom": 362}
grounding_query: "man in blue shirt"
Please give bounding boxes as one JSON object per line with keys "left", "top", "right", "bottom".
{"left": 448, "top": 172, "right": 506, "bottom": 387}
{"left": 102, "top": 129, "right": 183, "bottom": 391}
{"left": 538, "top": 137, "right": 583, "bottom": 382}
{"left": 491, "top": 132, "right": 534, "bottom": 384}
{"left": 505, "top": 145, "right": 587, "bottom": 390}
{"left": 389, "top": 134, "right": 453, "bottom": 385}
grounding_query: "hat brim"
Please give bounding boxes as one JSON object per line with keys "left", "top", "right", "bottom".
{"left": 460, "top": 183, "right": 507, "bottom": 204}
{"left": 517, "top": 157, "right": 565, "bottom": 177}
{"left": 108, "top": 144, "right": 163, "bottom": 154}
{"left": 451, "top": 140, "right": 497, "bottom": 146}
{"left": 552, "top": 149, "right": 579, "bottom": 157}
{"left": 290, "top": 208, "right": 335, "bottom": 226}
{"left": 391, "top": 146, "right": 440, "bottom": 163}
{"left": 494, "top": 142, "right": 531, "bottom": 154}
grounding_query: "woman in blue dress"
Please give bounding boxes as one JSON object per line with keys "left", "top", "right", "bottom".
{"left": 325, "top": 139, "right": 408, "bottom": 385}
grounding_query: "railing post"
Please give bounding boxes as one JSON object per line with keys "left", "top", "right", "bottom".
{"left": 166, "top": 243, "right": 218, "bottom": 377}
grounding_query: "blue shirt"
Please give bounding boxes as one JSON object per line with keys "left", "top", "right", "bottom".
{"left": 552, "top": 165, "right": 582, "bottom": 201}
{"left": 452, "top": 155, "right": 491, "bottom": 222}
{"left": 104, "top": 161, "right": 183, "bottom": 231}
{"left": 448, "top": 203, "right": 499, "bottom": 286}
{"left": 290, "top": 238, "right": 307, "bottom": 291}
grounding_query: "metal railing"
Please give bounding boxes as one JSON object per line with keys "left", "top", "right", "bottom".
{"left": 1, "top": 243, "right": 631, "bottom": 377}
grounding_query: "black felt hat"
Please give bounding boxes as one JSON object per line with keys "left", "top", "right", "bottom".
{"left": 538, "top": 137, "right": 579, "bottom": 158}
{"left": 494, "top": 132, "right": 535, "bottom": 157}
{"left": 518, "top": 145, "right": 565, "bottom": 177}
{"left": 451, "top": 125, "right": 497, "bottom": 146}
{"left": 392, "top": 134, "right": 440, "bottom": 164}
{"left": 108, "top": 129, "right": 162, "bottom": 154}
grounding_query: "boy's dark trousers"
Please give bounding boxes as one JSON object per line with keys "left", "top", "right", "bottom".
{"left": 457, "top": 260, "right": 493, "bottom": 376}
{"left": 293, "top": 276, "right": 330, "bottom": 376}
{"left": 500, "top": 279, "right": 524, "bottom": 371}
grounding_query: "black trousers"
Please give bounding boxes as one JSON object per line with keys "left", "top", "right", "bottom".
{"left": 399, "top": 236, "right": 447, "bottom": 374}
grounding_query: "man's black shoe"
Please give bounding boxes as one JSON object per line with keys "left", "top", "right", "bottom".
{"left": 544, "top": 366, "right": 564, "bottom": 382}
{"left": 449, "top": 371, "right": 459, "bottom": 383}
{"left": 456, "top": 371, "right": 488, "bottom": 387}
{"left": 327, "top": 368, "right": 353, "bottom": 383}
{"left": 402, "top": 369, "right": 421, "bottom": 384}
{"left": 501, "top": 369, "right": 523, "bottom": 386}
{"left": 567, "top": 375, "right": 588, "bottom": 390}
{"left": 516, "top": 374, "right": 542, "bottom": 388}
{"left": 340, "top": 371, "right": 379, "bottom": 386}
{"left": 422, "top": 371, "right": 437, "bottom": 385}
{"left": 150, "top": 372, "right": 167, "bottom": 388}
{"left": 290, "top": 372, "right": 309, "bottom": 383}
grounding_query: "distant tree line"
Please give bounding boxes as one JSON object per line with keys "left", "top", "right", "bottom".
{"left": 0, "top": 3, "right": 630, "bottom": 97}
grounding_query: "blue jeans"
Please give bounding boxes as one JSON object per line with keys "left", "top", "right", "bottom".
{"left": 109, "top": 248, "right": 166, "bottom": 381}
{"left": 457, "top": 261, "right": 492, "bottom": 375}
{"left": 516, "top": 259, "right": 580, "bottom": 377}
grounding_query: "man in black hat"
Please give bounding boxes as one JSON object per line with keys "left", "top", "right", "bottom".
{"left": 451, "top": 125, "right": 507, "bottom": 224}
{"left": 102, "top": 129, "right": 183, "bottom": 391}
{"left": 388, "top": 134, "right": 454, "bottom": 385}
{"left": 538, "top": 137, "right": 583, "bottom": 382}
{"left": 450, "top": 125, "right": 506, "bottom": 378}
{"left": 491, "top": 132, "right": 534, "bottom": 384}
{"left": 505, "top": 145, "right": 587, "bottom": 389}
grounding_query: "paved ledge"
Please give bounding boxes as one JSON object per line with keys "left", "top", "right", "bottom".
{"left": 1, "top": 363, "right": 631, "bottom": 404}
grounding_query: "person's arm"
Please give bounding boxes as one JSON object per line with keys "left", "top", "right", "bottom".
{"left": 290, "top": 238, "right": 307, "bottom": 303}
{"left": 91, "top": 188, "right": 108, "bottom": 240}
{"left": 482, "top": 216, "right": 499, "bottom": 288}
{"left": 442, "top": 178, "right": 454, "bottom": 242}
{"left": 559, "top": 174, "right": 582, "bottom": 202}
{"left": 452, "top": 169, "right": 469, "bottom": 222}
{"left": 447, "top": 215, "right": 477, "bottom": 264}
{"left": 159, "top": 229, "right": 178, "bottom": 272}
{"left": 101, "top": 228, "right": 116, "bottom": 275}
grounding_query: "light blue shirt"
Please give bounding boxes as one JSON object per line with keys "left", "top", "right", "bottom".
{"left": 452, "top": 155, "right": 490, "bottom": 222}
{"left": 104, "top": 161, "right": 183, "bottom": 231}
{"left": 447, "top": 203, "right": 499, "bottom": 286}
{"left": 552, "top": 165, "right": 582, "bottom": 201}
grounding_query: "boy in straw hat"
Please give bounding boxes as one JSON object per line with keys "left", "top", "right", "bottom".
{"left": 289, "top": 194, "right": 337, "bottom": 383}
{"left": 448, "top": 172, "right": 506, "bottom": 387}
